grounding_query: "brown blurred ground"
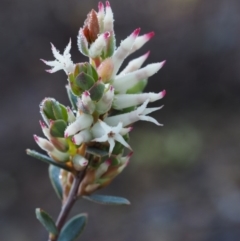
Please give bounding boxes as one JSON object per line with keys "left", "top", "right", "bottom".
{"left": 1, "top": 0, "right": 240, "bottom": 240}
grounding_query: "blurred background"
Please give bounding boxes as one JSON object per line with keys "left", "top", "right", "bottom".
{"left": 1, "top": 0, "right": 240, "bottom": 240}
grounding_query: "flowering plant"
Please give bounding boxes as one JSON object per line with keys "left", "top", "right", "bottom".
{"left": 27, "top": 2, "right": 165, "bottom": 241}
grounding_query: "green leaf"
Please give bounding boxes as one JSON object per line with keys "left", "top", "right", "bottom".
{"left": 52, "top": 100, "right": 64, "bottom": 120}
{"left": 58, "top": 214, "right": 88, "bottom": 241}
{"left": 89, "top": 81, "right": 105, "bottom": 101}
{"left": 60, "top": 105, "right": 68, "bottom": 122}
{"left": 26, "top": 149, "right": 72, "bottom": 172}
{"left": 83, "top": 194, "right": 130, "bottom": 205}
{"left": 41, "top": 98, "right": 56, "bottom": 121}
{"left": 50, "top": 120, "right": 67, "bottom": 138}
{"left": 35, "top": 208, "right": 58, "bottom": 235}
{"left": 51, "top": 137, "right": 69, "bottom": 152}
{"left": 127, "top": 79, "right": 147, "bottom": 94}
{"left": 66, "top": 85, "right": 78, "bottom": 110}
{"left": 105, "top": 34, "right": 116, "bottom": 58}
{"left": 86, "top": 147, "right": 109, "bottom": 157}
{"left": 49, "top": 165, "right": 63, "bottom": 200}
{"left": 75, "top": 72, "right": 95, "bottom": 91}
{"left": 89, "top": 65, "right": 98, "bottom": 81}
{"left": 68, "top": 74, "right": 82, "bottom": 96}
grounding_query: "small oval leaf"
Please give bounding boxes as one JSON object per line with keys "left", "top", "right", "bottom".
{"left": 89, "top": 81, "right": 105, "bottom": 101}
{"left": 58, "top": 213, "right": 88, "bottom": 241}
{"left": 75, "top": 72, "right": 95, "bottom": 91}
{"left": 49, "top": 165, "right": 63, "bottom": 200}
{"left": 35, "top": 208, "right": 58, "bottom": 235}
{"left": 50, "top": 120, "right": 67, "bottom": 138}
{"left": 83, "top": 194, "right": 131, "bottom": 205}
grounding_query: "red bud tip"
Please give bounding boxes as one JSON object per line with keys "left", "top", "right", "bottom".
{"left": 106, "top": 1, "right": 110, "bottom": 7}
{"left": 82, "top": 161, "right": 88, "bottom": 166}
{"left": 39, "top": 120, "right": 46, "bottom": 128}
{"left": 50, "top": 43, "right": 55, "bottom": 49}
{"left": 67, "top": 107, "right": 71, "bottom": 112}
{"left": 104, "top": 31, "right": 111, "bottom": 39}
{"left": 98, "top": 2, "right": 104, "bottom": 11}
{"left": 33, "top": 135, "right": 39, "bottom": 142}
{"left": 83, "top": 91, "right": 90, "bottom": 97}
{"left": 128, "top": 152, "right": 134, "bottom": 158}
{"left": 49, "top": 120, "right": 54, "bottom": 125}
{"left": 106, "top": 159, "right": 112, "bottom": 165}
{"left": 110, "top": 85, "right": 114, "bottom": 91}
{"left": 45, "top": 70, "right": 53, "bottom": 73}
{"left": 133, "top": 28, "right": 141, "bottom": 37}
{"left": 72, "top": 137, "right": 76, "bottom": 144}
{"left": 145, "top": 31, "right": 155, "bottom": 40}
{"left": 65, "top": 133, "right": 69, "bottom": 138}
{"left": 161, "top": 60, "right": 166, "bottom": 67}
{"left": 129, "top": 126, "right": 133, "bottom": 132}
{"left": 161, "top": 90, "right": 166, "bottom": 97}
{"left": 144, "top": 51, "right": 150, "bottom": 58}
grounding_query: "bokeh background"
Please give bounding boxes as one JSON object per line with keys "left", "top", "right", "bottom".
{"left": 1, "top": 0, "right": 240, "bottom": 240}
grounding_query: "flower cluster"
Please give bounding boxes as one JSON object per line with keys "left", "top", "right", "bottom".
{"left": 34, "top": 1, "right": 165, "bottom": 199}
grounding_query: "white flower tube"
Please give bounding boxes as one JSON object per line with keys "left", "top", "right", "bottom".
{"left": 39, "top": 120, "right": 51, "bottom": 139}
{"left": 95, "top": 85, "right": 114, "bottom": 114}
{"left": 72, "top": 154, "right": 88, "bottom": 171}
{"left": 67, "top": 107, "right": 76, "bottom": 123}
{"left": 111, "top": 28, "right": 140, "bottom": 78}
{"left": 118, "top": 51, "right": 150, "bottom": 76}
{"left": 78, "top": 91, "right": 96, "bottom": 114}
{"left": 129, "top": 32, "right": 155, "bottom": 55}
{"left": 89, "top": 32, "right": 110, "bottom": 58}
{"left": 72, "top": 129, "right": 92, "bottom": 145}
{"left": 64, "top": 113, "right": 93, "bottom": 137}
{"left": 113, "top": 62, "right": 165, "bottom": 93}
{"left": 97, "top": 2, "right": 105, "bottom": 32}
{"left": 103, "top": 1, "right": 114, "bottom": 32}
{"left": 34, "top": 135, "right": 69, "bottom": 162}
{"left": 113, "top": 90, "right": 166, "bottom": 110}
{"left": 104, "top": 99, "right": 163, "bottom": 127}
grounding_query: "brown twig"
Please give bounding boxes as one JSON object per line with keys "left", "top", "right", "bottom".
{"left": 49, "top": 168, "right": 87, "bottom": 241}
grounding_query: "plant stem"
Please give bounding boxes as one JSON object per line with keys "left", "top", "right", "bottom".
{"left": 48, "top": 169, "right": 86, "bottom": 241}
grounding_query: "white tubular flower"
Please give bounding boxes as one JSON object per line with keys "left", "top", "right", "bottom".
{"left": 34, "top": 135, "right": 69, "bottom": 162}
{"left": 78, "top": 91, "right": 96, "bottom": 114}
{"left": 41, "top": 39, "right": 75, "bottom": 74}
{"left": 95, "top": 85, "right": 114, "bottom": 114}
{"left": 104, "top": 99, "right": 163, "bottom": 127}
{"left": 77, "top": 28, "right": 89, "bottom": 56}
{"left": 103, "top": 1, "right": 114, "bottom": 32}
{"left": 67, "top": 107, "right": 76, "bottom": 123}
{"left": 72, "top": 154, "right": 88, "bottom": 171}
{"left": 118, "top": 51, "right": 150, "bottom": 76}
{"left": 97, "top": 2, "right": 105, "bottom": 32}
{"left": 34, "top": 135, "right": 54, "bottom": 152}
{"left": 95, "top": 159, "right": 111, "bottom": 179}
{"left": 89, "top": 32, "right": 110, "bottom": 58}
{"left": 129, "top": 32, "right": 155, "bottom": 55}
{"left": 111, "top": 28, "right": 140, "bottom": 78}
{"left": 113, "top": 62, "right": 165, "bottom": 93}
{"left": 92, "top": 121, "right": 132, "bottom": 155}
{"left": 72, "top": 129, "right": 92, "bottom": 145}
{"left": 64, "top": 113, "right": 93, "bottom": 137}
{"left": 39, "top": 120, "right": 51, "bottom": 139}
{"left": 113, "top": 90, "right": 166, "bottom": 110}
